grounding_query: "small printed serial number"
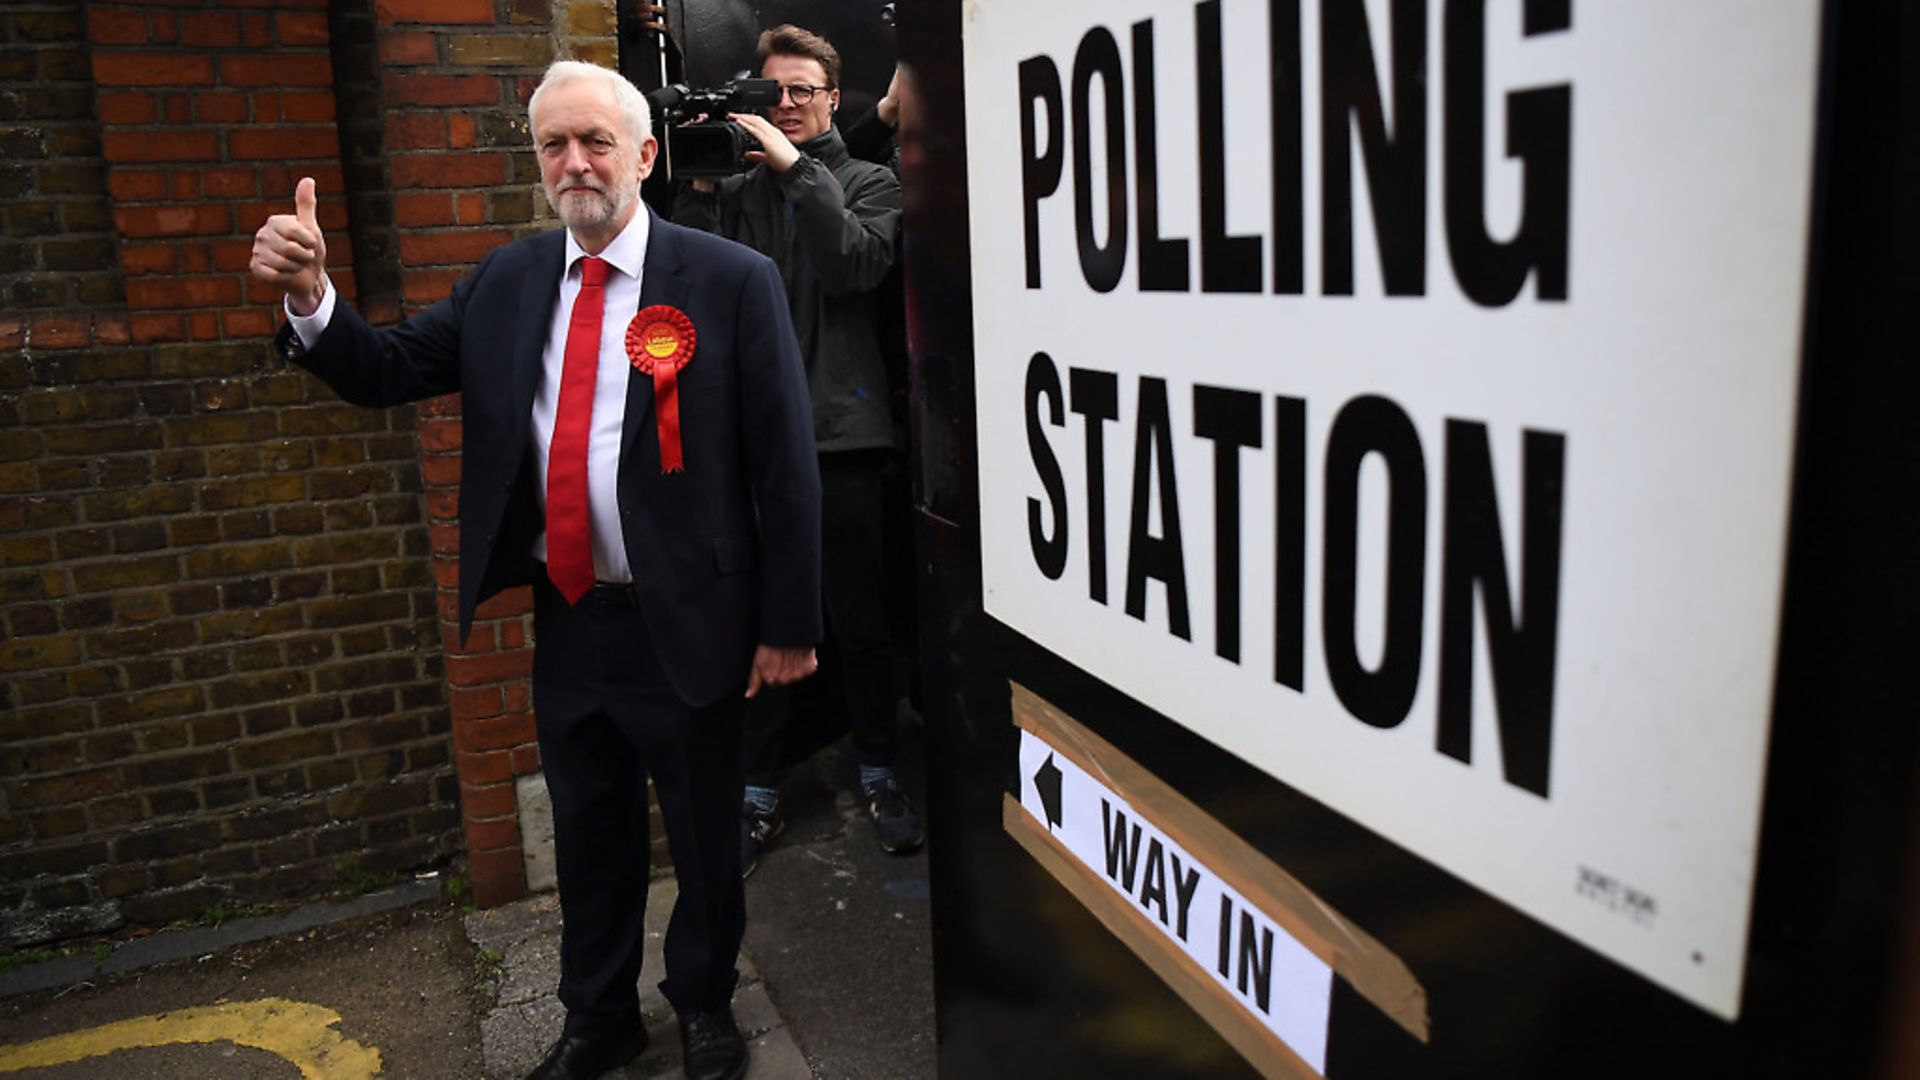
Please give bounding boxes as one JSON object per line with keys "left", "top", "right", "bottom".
{"left": 1577, "top": 865, "right": 1657, "bottom": 925}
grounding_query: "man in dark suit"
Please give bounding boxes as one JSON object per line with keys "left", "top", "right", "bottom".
{"left": 250, "top": 60, "right": 820, "bottom": 1080}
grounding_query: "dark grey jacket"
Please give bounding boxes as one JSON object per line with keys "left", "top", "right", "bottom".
{"left": 672, "top": 126, "right": 900, "bottom": 453}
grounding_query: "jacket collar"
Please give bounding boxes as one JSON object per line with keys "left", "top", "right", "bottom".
{"left": 796, "top": 125, "right": 848, "bottom": 168}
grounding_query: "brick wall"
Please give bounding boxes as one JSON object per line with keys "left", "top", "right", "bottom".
{"left": 379, "top": 0, "right": 554, "bottom": 909}
{"left": 0, "top": 0, "right": 640, "bottom": 947}
{"left": 0, "top": 0, "right": 459, "bottom": 948}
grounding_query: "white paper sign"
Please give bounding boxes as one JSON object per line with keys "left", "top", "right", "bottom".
{"left": 963, "top": 0, "right": 1819, "bottom": 1017}
{"left": 1017, "top": 728, "right": 1335, "bottom": 1071}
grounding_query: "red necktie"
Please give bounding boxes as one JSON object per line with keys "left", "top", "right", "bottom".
{"left": 545, "top": 256, "right": 609, "bottom": 604}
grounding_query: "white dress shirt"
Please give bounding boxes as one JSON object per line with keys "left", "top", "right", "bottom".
{"left": 286, "top": 210, "right": 650, "bottom": 585}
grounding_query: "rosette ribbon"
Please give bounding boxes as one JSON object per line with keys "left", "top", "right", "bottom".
{"left": 625, "top": 305, "right": 697, "bottom": 473}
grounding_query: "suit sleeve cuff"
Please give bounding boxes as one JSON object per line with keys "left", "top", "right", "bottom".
{"left": 284, "top": 276, "right": 336, "bottom": 349}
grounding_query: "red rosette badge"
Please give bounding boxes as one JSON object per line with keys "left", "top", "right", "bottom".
{"left": 625, "top": 305, "right": 697, "bottom": 473}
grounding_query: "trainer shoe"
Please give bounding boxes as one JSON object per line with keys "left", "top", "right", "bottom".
{"left": 740, "top": 802, "right": 784, "bottom": 879}
{"left": 864, "top": 777, "right": 925, "bottom": 854}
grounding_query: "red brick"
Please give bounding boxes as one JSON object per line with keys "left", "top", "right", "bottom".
{"left": 399, "top": 229, "right": 511, "bottom": 268}
{"left": 96, "top": 318, "right": 132, "bottom": 346}
{"left": 416, "top": 417, "right": 464, "bottom": 452}
{"left": 178, "top": 12, "right": 240, "bottom": 47}
{"left": 220, "top": 308, "right": 276, "bottom": 339}
{"left": 448, "top": 115, "right": 477, "bottom": 149}
{"left": 379, "top": 31, "right": 437, "bottom": 65}
{"left": 124, "top": 275, "right": 244, "bottom": 310}
{"left": 170, "top": 172, "right": 200, "bottom": 200}
{"left": 385, "top": 74, "right": 498, "bottom": 107}
{"left": 466, "top": 845, "right": 525, "bottom": 908}
{"left": 445, "top": 648, "right": 532, "bottom": 687}
{"left": 131, "top": 314, "right": 187, "bottom": 344}
{"left": 229, "top": 127, "right": 340, "bottom": 161}
{"left": 201, "top": 166, "right": 256, "bottom": 198}
{"left": 449, "top": 686, "right": 502, "bottom": 721}
{"left": 94, "top": 52, "right": 215, "bottom": 87}
{"left": 221, "top": 54, "right": 331, "bottom": 88}
{"left": 421, "top": 455, "right": 462, "bottom": 487}
{"left": 403, "top": 269, "right": 464, "bottom": 306}
{"left": 32, "top": 317, "right": 92, "bottom": 350}
{"left": 0, "top": 321, "right": 22, "bottom": 351}
{"left": 188, "top": 312, "right": 220, "bottom": 340}
{"left": 276, "top": 12, "right": 329, "bottom": 46}
{"left": 246, "top": 277, "right": 291, "bottom": 305}
{"left": 459, "top": 781, "right": 517, "bottom": 819}
{"left": 241, "top": 14, "right": 271, "bottom": 48}
{"left": 121, "top": 243, "right": 178, "bottom": 275}
{"left": 476, "top": 587, "right": 531, "bottom": 620}
{"left": 464, "top": 815, "right": 520, "bottom": 851}
{"left": 103, "top": 129, "right": 219, "bottom": 164}
{"left": 455, "top": 748, "right": 514, "bottom": 785}
{"left": 502, "top": 681, "right": 531, "bottom": 710}
{"left": 211, "top": 239, "right": 254, "bottom": 272}
{"left": 179, "top": 242, "right": 211, "bottom": 272}
{"left": 418, "top": 395, "right": 464, "bottom": 419}
{"left": 430, "top": 559, "right": 461, "bottom": 590}
{"left": 194, "top": 91, "right": 251, "bottom": 124}
{"left": 88, "top": 10, "right": 152, "bottom": 45}
{"left": 110, "top": 170, "right": 169, "bottom": 202}
{"left": 280, "top": 91, "right": 335, "bottom": 122}
{"left": 98, "top": 92, "right": 156, "bottom": 124}
{"left": 454, "top": 714, "right": 534, "bottom": 753}
{"left": 386, "top": 113, "right": 447, "bottom": 151}
{"left": 510, "top": 743, "right": 541, "bottom": 775}
{"left": 455, "top": 193, "right": 485, "bottom": 226}
{"left": 377, "top": 0, "right": 495, "bottom": 25}
{"left": 116, "top": 205, "right": 232, "bottom": 238}
{"left": 149, "top": 10, "right": 177, "bottom": 43}
{"left": 393, "top": 192, "right": 454, "bottom": 227}
{"left": 390, "top": 152, "right": 507, "bottom": 189}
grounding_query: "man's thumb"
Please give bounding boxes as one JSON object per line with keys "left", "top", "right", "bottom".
{"left": 294, "top": 177, "right": 318, "bottom": 229}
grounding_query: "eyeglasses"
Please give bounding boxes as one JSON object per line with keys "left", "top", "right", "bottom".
{"left": 777, "top": 84, "right": 830, "bottom": 106}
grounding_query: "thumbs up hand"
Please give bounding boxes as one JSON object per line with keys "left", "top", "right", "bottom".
{"left": 250, "top": 176, "right": 329, "bottom": 316}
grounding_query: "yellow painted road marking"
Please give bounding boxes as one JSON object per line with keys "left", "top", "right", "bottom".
{"left": 0, "top": 997, "right": 381, "bottom": 1079}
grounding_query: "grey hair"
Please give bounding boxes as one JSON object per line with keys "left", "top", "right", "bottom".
{"left": 529, "top": 60, "right": 653, "bottom": 145}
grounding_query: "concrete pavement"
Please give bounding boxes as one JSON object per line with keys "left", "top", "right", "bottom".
{"left": 0, "top": 731, "right": 933, "bottom": 1079}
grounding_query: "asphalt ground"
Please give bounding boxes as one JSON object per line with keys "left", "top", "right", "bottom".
{"left": 0, "top": 727, "right": 935, "bottom": 1079}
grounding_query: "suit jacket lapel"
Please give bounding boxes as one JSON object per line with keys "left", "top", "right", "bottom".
{"left": 510, "top": 231, "right": 567, "bottom": 444}
{"left": 623, "top": 211, "right": 692, "bottom": 474}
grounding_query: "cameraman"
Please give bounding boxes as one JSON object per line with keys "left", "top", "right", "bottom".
{"left": 672, "top": 25, "right": 919, "bottom": 871}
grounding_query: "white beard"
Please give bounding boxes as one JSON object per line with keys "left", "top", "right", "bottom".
{"left": 545, "top": 174, "right": 636, "bottom": 233}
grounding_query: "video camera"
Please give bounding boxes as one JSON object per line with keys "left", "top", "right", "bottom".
{"left": 645, "top": 78, "right": 783, "bottom": 178}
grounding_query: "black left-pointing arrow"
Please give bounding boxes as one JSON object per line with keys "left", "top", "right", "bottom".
{"left": 1034, "top": 753, "right": 1064, "bottom": 830}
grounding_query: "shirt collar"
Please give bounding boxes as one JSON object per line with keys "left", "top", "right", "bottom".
{"left": 563, "top": 204, "right": 649, "bottom": 281}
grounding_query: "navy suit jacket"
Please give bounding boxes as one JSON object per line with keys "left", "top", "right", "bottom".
{"left": 281, "top": 210, "right": 822, "bottom": 707}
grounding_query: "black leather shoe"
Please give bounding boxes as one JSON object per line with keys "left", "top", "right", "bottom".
{"left": 678, "top": 1006, "right": 747, "bottom": 1080}
{"left": 525, "top": 1025, "right": 648, "bottom": 1080}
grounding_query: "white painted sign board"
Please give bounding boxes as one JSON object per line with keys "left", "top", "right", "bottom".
{"left": 963, "top": 0, "right": 1819, "bottom": 1017}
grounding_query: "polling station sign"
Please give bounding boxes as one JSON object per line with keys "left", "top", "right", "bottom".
{"left": 962, "top": 0, "right": 1820, "bottom": 1017}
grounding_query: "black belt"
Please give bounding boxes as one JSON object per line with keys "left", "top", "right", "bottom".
{"left": 586, "top": 582, "right": 638, "bottom": 608}
{"left": 535, "top": 561, "right": 637, "bottom": 608}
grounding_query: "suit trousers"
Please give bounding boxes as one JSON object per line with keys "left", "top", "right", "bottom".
{"left": 530, "top": 574, "right": 746, "bottom": 1036}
